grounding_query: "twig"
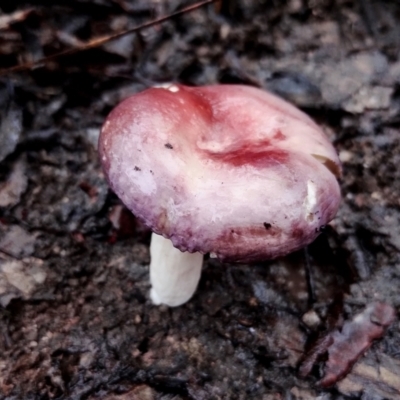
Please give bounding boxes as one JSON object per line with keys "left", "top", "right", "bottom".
{"left": 303, "top": 247, "right": 316, "bottom": 307}
{"left": 0, "top": 0, "right": 217, "bottom": 76}
{"left": 0, "top": 247, "right": 23, "bottom": 262}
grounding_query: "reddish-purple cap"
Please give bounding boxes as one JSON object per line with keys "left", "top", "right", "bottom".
{"left": 99, "top": 84, "right": 341, "bottom": 262}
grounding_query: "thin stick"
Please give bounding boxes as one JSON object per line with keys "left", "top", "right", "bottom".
{"left": 303, "top": 247, "right": 316, "bottom": 307}
{"left": 0, "top": 247, "right": 22, "bottom": 261}
{"left": 0, "top": 0, "right": 217, "bottom": 76}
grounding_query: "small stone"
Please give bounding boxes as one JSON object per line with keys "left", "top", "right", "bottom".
{"left": 339, "top": 150, "right": 353, "bottom": 163}
{"left": 302, "top": 309, "right": 321, "bottom": 329}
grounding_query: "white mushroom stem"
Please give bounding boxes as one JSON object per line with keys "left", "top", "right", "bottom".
{"left": 149, "top": 233, "right": 203, "bottom": 307}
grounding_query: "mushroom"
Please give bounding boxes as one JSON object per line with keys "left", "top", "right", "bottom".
{"left": 99, "top": 84, "right": 341, "bottom": 307}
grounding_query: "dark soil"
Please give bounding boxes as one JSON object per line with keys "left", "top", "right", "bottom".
{"left": 1, "top": 1, "right": 400, "bottom": 399}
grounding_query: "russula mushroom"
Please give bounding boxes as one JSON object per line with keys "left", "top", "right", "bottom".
{"left": 99, "top": 84, "right": 341, "bottom": 307}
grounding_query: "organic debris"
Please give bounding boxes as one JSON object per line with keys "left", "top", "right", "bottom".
{"left": 0, "top": 0, "right": 400, "bottom": 398}
{"left": 299, "top": 302, "right": 396, "bottom": 387}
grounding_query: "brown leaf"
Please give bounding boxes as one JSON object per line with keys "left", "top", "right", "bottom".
{"left": 320, "top": 302, "right": 395, "bottom": 387}
{"left": 299, "top": 302, "right": 396, "bottom": 387}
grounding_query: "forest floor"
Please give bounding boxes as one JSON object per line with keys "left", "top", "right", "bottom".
{"left": 1, "top": 0, "right": 400, "bottom": 399}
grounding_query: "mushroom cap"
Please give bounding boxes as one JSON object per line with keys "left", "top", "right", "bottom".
{"left": 99, "top": 84, "right": 341, "bottom": 262}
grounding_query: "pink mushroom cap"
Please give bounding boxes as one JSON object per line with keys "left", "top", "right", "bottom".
{"left": 99, "top": 84, "right": 341, "bottom": 262}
